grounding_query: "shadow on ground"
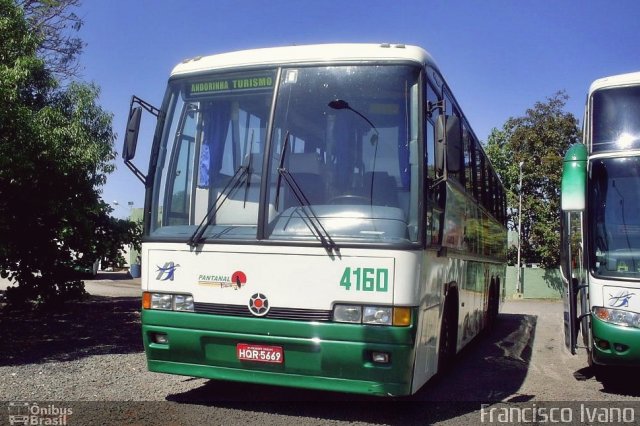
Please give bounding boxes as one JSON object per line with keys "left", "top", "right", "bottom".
{"left": 165, "top": 312, "right": 537, "bottom": 424}
{"left": 575, "top": 365, "right": 640, "bottom": 397}
{"left": 0, "top": 296, "right": 142, "bottom": 366}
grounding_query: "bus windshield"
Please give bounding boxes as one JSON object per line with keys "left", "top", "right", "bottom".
{"left": 592, "top": 85, "right": 640, "bottom": 152}
{"left": 150, "top": 65, "right": 421, "bottom": 245}
{"left": 590, "top": 156, "right": 640, "bottom": 279}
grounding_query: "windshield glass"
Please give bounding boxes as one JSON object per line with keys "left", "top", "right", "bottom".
{"left": 149, "top": 65, "right": 421, "bottom": 245}
{"left": 150, "top": 71, "right": 276, "bottom": 239}
{"left": 592, "top": 85, "right": 640, "bottom": 152}
{"left": 590, "top": 156, "right": 640, "bottom": 279}
{"left": 266, "top": 65, "right": 420, "bottom": 243}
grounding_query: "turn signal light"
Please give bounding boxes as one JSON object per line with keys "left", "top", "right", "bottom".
{"left": 393, "top": 307, "right": 411, "bottom": 326}
{"left": 142, "top": 292, "right": 151, "bottom": 309}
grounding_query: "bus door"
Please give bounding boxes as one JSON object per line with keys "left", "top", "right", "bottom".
{"left": 560, "top": 143, "right": 588, "bottom": 354}
{"left": 561, "top": 211, "right": 586, "bottom": 354}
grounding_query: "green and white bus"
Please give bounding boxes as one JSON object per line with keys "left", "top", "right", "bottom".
{"left": 561, "top": 71, "right": 640, "bottom": 368}
{"left": 123, "top": 44, "right": 507, "bottom": 396}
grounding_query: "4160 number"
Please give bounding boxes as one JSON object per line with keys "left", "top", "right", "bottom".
{"left": 339, "top": 267, "right": 389, "bottom": 292}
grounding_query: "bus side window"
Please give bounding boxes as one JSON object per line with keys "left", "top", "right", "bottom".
{"left": 463, "top": 123, "right": 474, "bottom": 194}
{"left": 426, "top": 120, "right": 435, "bottom": 244}
{"left": 166, "top": 104, "right": 199, "bottom": 226}
{"left": 444, "top": 90, "right": 463, "bottom": 184}
{"left": 425, "top": 80, "right": 439, "bottom": 182}
{"left": 425, "top": 80, "right": 443, "bottom": 246}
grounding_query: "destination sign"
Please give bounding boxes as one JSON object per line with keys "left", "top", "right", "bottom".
{"left": 188, "top": 75, "right": 274, "bottom": 96}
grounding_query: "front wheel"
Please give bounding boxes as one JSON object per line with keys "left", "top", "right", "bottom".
{"left": 486, "top": 285, "right": 499, "bottom": 331}
{"left": 587, "top": 346, "right": 604, "bottom": 377}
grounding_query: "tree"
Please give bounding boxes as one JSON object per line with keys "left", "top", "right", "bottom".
{"left": 0, "top": 0, "right": 134, "bottom": 306}
{"left": 18, "top": 0, "right": 84, "bottom": 80}
{"left": 485, "top": 91, "right": 581, "bottom": 267}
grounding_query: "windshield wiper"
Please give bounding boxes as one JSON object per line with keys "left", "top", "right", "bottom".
{"left": 274, "top": 131, "right": 289, "bottom": 210}
{"left": 242, "top": 130, "right": 255, "bottom": 207}
{"left": 188, "top": 164, "right": 250, "bottom": 247}
{"left": 274, "top": 131, "right": 338, "bottom": 255}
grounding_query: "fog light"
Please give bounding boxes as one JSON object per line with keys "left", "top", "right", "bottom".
{"left": 371, "top": 351, "right": 390, "bottom": 364}
{"left": 614, "top": 343, "right": 628, "bottom": 352}
{"left": 596, "top": 338, "right": 610, "bottom": 350}
{"left": 151, "top": 333, "right": 169, "bottom": 344}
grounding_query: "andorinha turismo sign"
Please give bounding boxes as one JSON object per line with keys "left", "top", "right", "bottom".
{"left": 189, "top": 76, "right": 274, "bottom": 96}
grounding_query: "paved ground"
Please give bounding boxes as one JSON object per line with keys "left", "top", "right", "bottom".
{"left": 1, "top": 295, "right": 638, "bottom": 425}
{"left": 84, "top": 272, "right": 141, "bottom": 297}
{"left": 0, "top": 271, "right": 141, "bottom": 298}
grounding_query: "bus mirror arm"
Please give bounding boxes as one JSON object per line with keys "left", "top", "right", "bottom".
{"left": 124, "top": 158, "right": 147, "bottom": 186}
{"left": 429, "top": 176, "right": 445, "bottom": 190}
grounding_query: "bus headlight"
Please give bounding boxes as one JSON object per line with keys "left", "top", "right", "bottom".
{"left": 333, "top": 305, "right": 362, "bottom": 323}
{"left": 363, "top": 306, "right": 392, "bottom": 325}
{"left": 144, "top": 292, "right": 195, "bottom": 312}
{"left": 333, "top": 304, "right": 411, "bottom": 326}
{"left": 151, "top": 293, "right": 173, "bottom": 310}
{"left": 594, "top": 307, "right": 640, "bottom": 328}
{"left": 174, "top": 294, "right": 194, "bottom": 311}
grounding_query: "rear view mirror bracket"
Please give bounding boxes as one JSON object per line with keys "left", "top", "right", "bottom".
{"left": 123, "top": 96, "right": 161, "bottom": 185}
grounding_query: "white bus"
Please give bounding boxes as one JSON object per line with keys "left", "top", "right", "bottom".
{"left": 123, "top": 44, "right": 507, "bottom": 396}
{"left": 561, "top": 71, "right": 640, "bottom": 368}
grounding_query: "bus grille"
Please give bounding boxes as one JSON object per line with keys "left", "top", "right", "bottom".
{"left": 193, "top": 302, "right": 333, "bottom": 322}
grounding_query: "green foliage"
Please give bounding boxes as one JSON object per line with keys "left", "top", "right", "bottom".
{"left": 95, "top": 211, "right": 142, "bottom": 269}
{"left": 0, "top": 0, "right": 133, "bottom": 307}
{"left": 486, "top": 91, "right": 581, "bottom": 267}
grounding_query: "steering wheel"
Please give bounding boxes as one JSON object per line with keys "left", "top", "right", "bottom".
{"left": 328, "top": 195, "right": 372, "bottom": 205}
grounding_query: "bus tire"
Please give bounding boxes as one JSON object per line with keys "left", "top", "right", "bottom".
{"left": 438, "top": 294, "right": 458, "bottom": 375}
{"left": 587, "top": 348, "right": 603, "bottom": 377}
{"left": 487, "top": 283, "right": 499, "bottom": 331}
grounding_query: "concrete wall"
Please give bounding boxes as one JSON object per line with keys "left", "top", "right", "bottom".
{"left": 128, "top": 207, "right": 144, "bottom": 266}
{"left": 505, "top": 266, "right": 563, "bottom": 299}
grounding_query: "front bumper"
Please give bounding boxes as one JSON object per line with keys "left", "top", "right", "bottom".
{"left": 142, "top": 309, "right": 417, "bottom": 396}
{"left": 591, "top": 315, "right": 640, "bottom": 365}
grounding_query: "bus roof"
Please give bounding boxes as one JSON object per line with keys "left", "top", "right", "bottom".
{"left": 171, "top": 43, "right": 437, "bottom": 77}
{"left": 589, "top": 70, "right": 640, "bottom": 93}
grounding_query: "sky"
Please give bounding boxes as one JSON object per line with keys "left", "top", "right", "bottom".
{"left": 74, "top": 0, "right": 640, "bottom": 218}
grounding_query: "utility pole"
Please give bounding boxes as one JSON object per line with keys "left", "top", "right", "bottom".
{"left": 517, "top": 161, "right": 524, "bottom": 294}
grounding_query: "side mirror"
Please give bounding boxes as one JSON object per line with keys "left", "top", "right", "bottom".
{"left": 435, "top": 115, "right": 445, "bottom": 175}
{"left": 434, "top": 114, "right": 462, "bottom": 176}
{"left": 123, "top": 106, "right": 142, "bottom": 161}
{"left": 122, "top": 96, "right": 160, "bottom": 185}
{"left": 445, "top": 115, "right": 462, "bottom": 174}
{"left": 561, "top": 143, "right": 588, "bottom": 211}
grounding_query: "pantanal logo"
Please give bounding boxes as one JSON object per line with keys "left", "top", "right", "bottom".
{"left": 198, "top": 270, "right": 247, "bottom": 289}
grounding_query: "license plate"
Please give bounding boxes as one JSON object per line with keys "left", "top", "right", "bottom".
{"left": 237, "top": 343, "right": 284, "bottom": 364}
